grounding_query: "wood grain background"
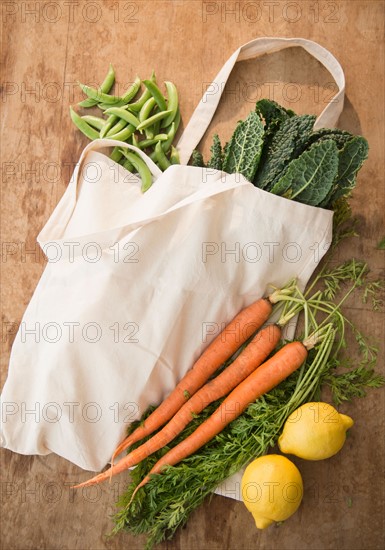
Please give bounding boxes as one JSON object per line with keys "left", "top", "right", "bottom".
{"left": 1, "top": 1, "right": 384, "bottom": 549}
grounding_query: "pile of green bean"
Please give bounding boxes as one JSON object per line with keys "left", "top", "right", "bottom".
{"left": 70, "top": 64, "right": 180, "bottom": 192}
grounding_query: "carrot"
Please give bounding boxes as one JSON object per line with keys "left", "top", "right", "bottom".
{"left": 130, "top": 340, "right": 308, "bottom": 501}
{"left": 72, "top": 324, "right": 281, "bottom": 489}
{"left": 110, "top": 296, "right": 275, "bottom": 463}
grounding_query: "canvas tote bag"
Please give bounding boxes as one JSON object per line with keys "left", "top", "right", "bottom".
{"left": 1, "top": 38, "right": 344, "bottom": 475}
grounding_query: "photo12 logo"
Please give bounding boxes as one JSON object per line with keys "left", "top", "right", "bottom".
{"left": 1, "top": 2, "right": 140, "bottom": 24}
{"left": 201, "top": 1, "right": 340, "bottom": 24}
{"left": 201, "top": 240, "right": 330, "bottom": 265}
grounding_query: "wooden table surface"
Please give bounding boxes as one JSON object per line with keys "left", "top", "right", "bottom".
{"left": 1, "top": 1, "right": 384, "bottom": 549}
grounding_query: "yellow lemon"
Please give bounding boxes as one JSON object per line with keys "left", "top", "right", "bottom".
{"left": 278, "top": 402, "right": 354, "bottom": 460}
{"left": 241, "top": 454, "right": 303, "bottom": 529}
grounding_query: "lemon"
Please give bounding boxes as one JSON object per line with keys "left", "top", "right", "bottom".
{"left": 241, "top": 454, "right": 303, "bottom": 529}
{"left": 278, "top": 402, "right": 354, "bottom": 460}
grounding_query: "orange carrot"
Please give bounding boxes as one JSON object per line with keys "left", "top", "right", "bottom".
{"left": 110, "top": 297, "right": 274, "bottom": 462}
{"left": 72, "top": 324, "right": 281, "bottom": 489}
{"left": 130, "top": 340, "right": 308, "bottom": 500}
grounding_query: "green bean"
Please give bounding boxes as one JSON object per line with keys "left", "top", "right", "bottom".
{"left": 139, "top": 97, "right": 156, "bottom": 123}
{"left": 108, "top": 125, "right": 136, "bottom": 141}
{"left": 100, "top": 114, "right": 118, "bottom": 138}
{"left": 80, "top": 115, "right": 106, "bottom": 131}
{"left": 154, "top": 141, "right": 171, "bottom": 170}
{"left": 106, "top": 118, "right": 128, "bottom": 137}
{"left": 170, "top": 146, "right": 180, "bottom": 165}
{"left": 136, "top": 109, "right": 173, "bottom": 132}
{"left": 120, "top": 149, "right": 153, "bottom": 192}
{"left": 70, "top": 107, "right": 99, "bottom": 140}
{"left": 110, "top": 147, "right": 123, "bottom": 163}
{"left": 143, "top": 79, "right": 167, "bottom": 111}
{"left": 78, "top": 82, "right": 120, "bottom": 104}
{"left": 162, "top": 81, "right": 179, "bottom": 127}
{"left": 137, "top": 135, "right": 168, "bottom": 149}
{"left": 78, "top": 63, "right": 115, "bottom": 107}
{"left": 104, "top": 107, "right": 140, "bottom": 128}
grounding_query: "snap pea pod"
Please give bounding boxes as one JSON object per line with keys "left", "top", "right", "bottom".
{"left": 100, "top": 114, "right": 119, "bottom": 138}
{"left": 136, "top": 110, "right": 173, "bottom": 132}
{"left": 131, "top": 132, "right": 139, "bottom": 148}
{"left": 104, "top": 107, "right": 140, "bottom": 128}
{"left": 78, "top": 82, "right": 121, "bottom": 105}
{"left": 139, "top": 97, "right": 157, "bottom": 138}
{"left": 78, "top": 63, "right": 115, "bottom": 108}
{"left": 162, "top": 81, "right": 179, "bottom": 128}
{"left": 127, "top": 71, "right": 156, "bottom": 111}
{"left": 138, "top": 134, "right": 168, "bottom": 149}
{"left": 152, "top": 117, "right": 161, "bottom": 137}
{"left": 154, "top": 141, "right": 171, "bottom": 170}
{"left": 120, "top": 149, "right": 153, "bottom": 192}
{"left": 119, "top": 155, "right": 135, "bottom": 172}
{"left": 170, "top": 145, "right": 180, "bottom": 165}
{"left": 127, "top": 88, "right": 152, "bottom": 112}
{"left": 97, "top": 77, "right": 141, "bottom": 109}
{"left": 119, "top": 76, "right": 141, "bottom": 104}
{"left": 139, "top": 97, "right": 157, "bottom": 122}
{"left": 98, "top": 100, "right": 127, "bottom": 110}
{"left": 160, "top": 122, "right": 176, "bottom": 154}
{"left": 108, "top": 124, "right": 136, "bottom": 141}
{"left": 145, "top": 128, "right": 155, "bottom": 140}
{"left": 161, "top": 109, "right": 181, "bottom": 153}
{"left": 110, "top": 147, "right": 123, "bottom": 163}
{"left": 106, "top": 118, "right": 128, "bottom": 137}
{"left": 80, "top": 115, "right": 106, "bottom": 131}
{"left": 70, "top": 107, "right": 100, "bottom": 140}
{"left": 82, "top": 76, "right": 141, "bottom": 107}
{"left": 143, "top": 79, "right": 167, "bottom": 111}
{"left": 165, "top": 107, "right": 181, "bottom": 133}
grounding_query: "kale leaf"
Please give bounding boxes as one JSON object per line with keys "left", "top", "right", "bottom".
{"left": 191, "top": 149, "right": 205, "bottom": 167}
{"left": 256, "top": 98, "right": 295, "bottom": 126}
{"left": 222, "top": 111, "right": 264, "bottom": 181}
{"left": 271, "top": 139, "right": 339, "bottom": 206}
{"left": 323, "top": 136, "right": 369, "bottom": 206}
{"left": 207, "top": 134, "right": 223, "bottom": 170}
{"left": 253, "top": 114, "right": 316, "bottom": 191}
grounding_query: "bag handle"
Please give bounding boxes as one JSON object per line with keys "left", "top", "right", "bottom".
{"left": 37, "top": 139, "right": 162, "bottom": 245}
{"left": 76, "top": 138, "right": 163, "bottom": 180}
{"left": 176, "top": 37, "right": 345, "bottom": 165}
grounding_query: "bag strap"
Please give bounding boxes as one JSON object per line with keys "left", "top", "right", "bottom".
{"left": 76, "top": 138, "right": 163, "bottom": 180}
{"left": 37, "top": 139, "right": 162, "bottom": 245}
{"left": 176, "top": 37, "right": 345, "bottom": 165}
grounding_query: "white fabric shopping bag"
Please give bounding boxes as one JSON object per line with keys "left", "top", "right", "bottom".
{"left": 1, "top": 38, "right": 344, "bottom": 474}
